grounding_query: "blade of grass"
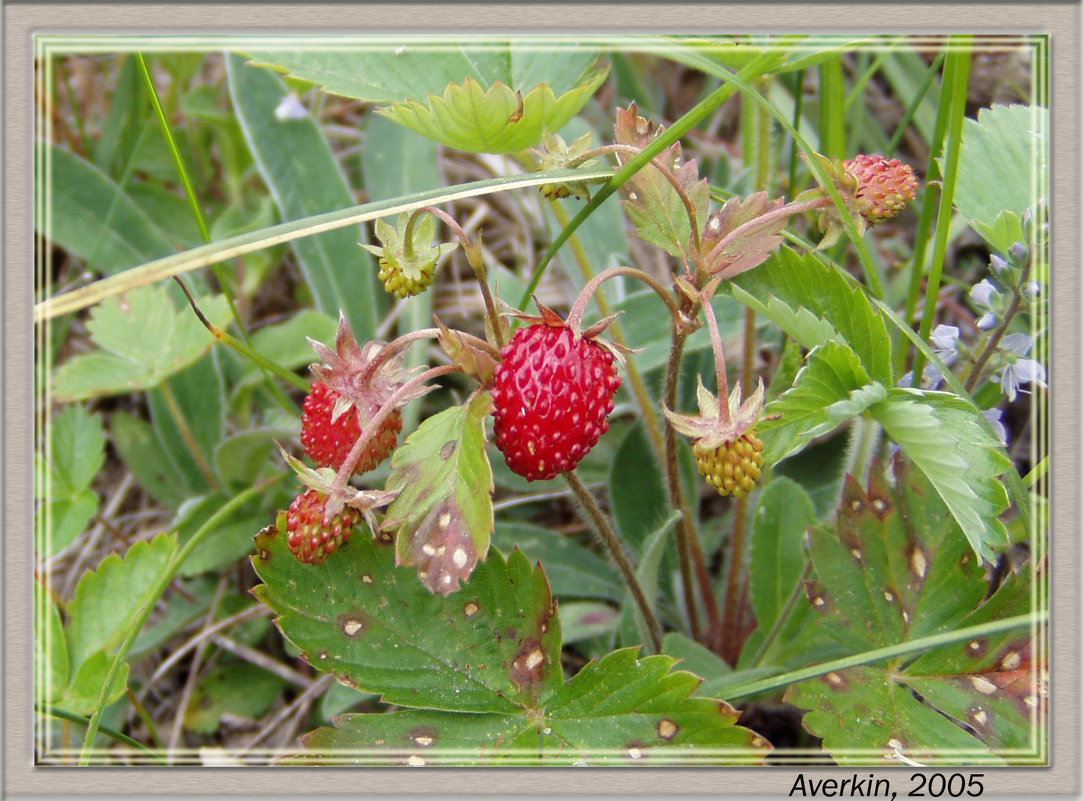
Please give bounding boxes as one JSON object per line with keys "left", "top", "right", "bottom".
{"left": 909, "top": 37, "right": 972, "bottom": 387}
{"left": 35, "top": 167, "right": 614, "bottom": 324}
{"left": 136, "top": 52, "right": 295, "bottom": 412}
{"left": 722, "top": 611, "right": 1044, "bottom": 701}
{"left": 817, "top": 56, "right": 846, "bottom": 161}
{"left": 37, "top": 703, "right": 168, "bottom": 765}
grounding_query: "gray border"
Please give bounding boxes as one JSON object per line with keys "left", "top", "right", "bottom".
{"left": 6, "top": 3, "right": 1079, "bottom": 798}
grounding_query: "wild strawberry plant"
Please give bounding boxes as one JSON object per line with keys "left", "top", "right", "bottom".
{"left": 35, "top": 36, "right": 1048, "bottom": 767}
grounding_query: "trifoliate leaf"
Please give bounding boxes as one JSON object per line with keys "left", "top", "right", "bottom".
{"left": 382, "top": 392, "right": 494, "bottom": 595}
{"left": 287, "top": 648, "right": 771, "bottom": 766}
{"left": 252, "top": 523, "right": 561, "bottom": 714}
{"left": 51, "top": 285, "right": 232, "bottom": 401}
{"left": 786, "top": 456, "right": 1044, "bottom": 765}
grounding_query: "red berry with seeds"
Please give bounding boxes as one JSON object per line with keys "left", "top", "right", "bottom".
{"left": 843, "top": 154, "right": 918, "bottom": 225}
{"left": 300, "top": 381, "right": 402, "bottom": 476}
{"left": 491, "top": 324, "right": 621, "bottom": 481}
{"left": 285, "top": 489, "right": 360, "bottom": 565}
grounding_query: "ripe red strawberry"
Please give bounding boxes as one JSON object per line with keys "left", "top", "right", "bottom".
{"left": 692, "top": 430, "right": 765, "bottom": 499}
{"left": 843, "top": 154, "right": 918, "bottom": 225}
{"left": 491, "top": 323, "right": 621, "bottom": 481}
{"left": 286, "top": 489, "right": 360, "bottom": 565}
{"left": 301, "top": 381, "right": 402, "bottom": 476}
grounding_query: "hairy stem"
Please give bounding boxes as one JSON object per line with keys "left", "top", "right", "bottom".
{"left": 328, "top": 364, "right": 460, "bottom": 503}
{"left": 563, "top": 471, "right": 664, "bottom": 654}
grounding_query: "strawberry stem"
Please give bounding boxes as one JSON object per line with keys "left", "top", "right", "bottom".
{"left": 566, "top": 265, "right": 678, "bottom": 333}
{"left": 699, "top": 279, "right": 732, "bottom": 427}
{"left": 326, "top": 364, "right": 460, "bottom": 512}
{"left": 563, "top": 471, "right": 665, "bottom": 654}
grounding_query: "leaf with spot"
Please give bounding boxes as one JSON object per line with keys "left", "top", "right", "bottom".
{"left": 382, "top": 392, "right": 494, "bottom": 595}
{"left": 287, "top": 648, "right": 771, "bottom": 766}
{"left": 785, "top": 456, "right": 1045, "bottom": 765}
{"left": 613, "top": 103, "right": 710, "bottom": 258}
{"left": 251, "top": 517, "right": 560, "bottom": 714}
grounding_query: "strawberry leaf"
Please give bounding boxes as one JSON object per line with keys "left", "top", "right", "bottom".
{"left": 697, "top": 192, "right": 790, "bottom": 279}
{"left": 729, "top": 248, "right": 893, "bottom": 385}
{"left": 51, "top": 284, "right": 232, "bottom": 402}
{"left": 286, "top": 648, "right": 771, "bottom": 765}
{"left": 382, "top": 392, "right": 494, "bottom": 595}
{"left": 758, "top": 341, "right": 887, "bottom": 465}
{"left": 379, "top": 70, "right": 609, "bottom": 154}
{"left": 252, "top": 521, "right": 559, "bottom": 714}
{"left": 613, "top": 103, "right": 710, "bottom": 258}
{"left": 870, "top": 388, "right": 1012, "bottom": 562}
{"left": 785, "top": 457, "right": 1045, "bottom": 765}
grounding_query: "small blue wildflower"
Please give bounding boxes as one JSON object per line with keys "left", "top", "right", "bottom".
{"left": 998, "top": 333, "right": 1047, "bottom": 402}
{"left": 970, "top": 279, "right": 1000, "bottom": 309}
{"left": 977, "top": 313, "right": 999, "bottom": 331}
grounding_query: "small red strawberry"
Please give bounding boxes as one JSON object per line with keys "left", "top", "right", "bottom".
{"left": 301, "top": 314, "right": 430, "bottom": 478}
{"left": 843, "top": 154, "right": 918, "bottom": 225}
{"left": 301, "top": 381, "right": 402, "bottom": 475}
{"left": 285, "top": 489, "right": 360, "bottom": 565}
{"left": 491, "top": 306, "right": 622, "bottom": 481}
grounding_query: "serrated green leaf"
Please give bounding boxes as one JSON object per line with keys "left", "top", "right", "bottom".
{"left": 41, "top": 404, "right": 106, "bottom": 496}
{"left": 787, "top": 458, "right": 1044, "bottom": 765}
{"left": 37, "top": 493, "right": 99, "bottom": 559}
{"left": 380, "top": 68, "right": 609, "bottom": 154}
{"left": 729, "top": 248, "right": 893, "bottom": 385}
{"left": 65, "top": 533, "right": 178, "bottom": 678}
{"left": 951, "top": 104, "right": 1048, "bottom": 246}
{"left": 384, "top": 393, "right": 494, "bottom": 595}
{"left": 293, "top": 650, "right": 771, "bottom": 765}
{"left": 491, "top": 522, "right": 623, "bottom": 603}
{"left": 51, "top": 285, "right": 232, "bottom": 402}
{"left": 759, "top": 342, "right": 887, "bottom": 465}
{"left": 786, "top": 665, "right": 1008, "bottom": 766}
{"left": 542, "top": 648, "right": 770, "bottom": 765}
{"left": 252, "top": 522, "right": 560, "bottom": 714}
{"left": 59, "top": 651, "right": 130, "bottom": 716}
{"left": 37, "top": 143, "right": 177, "bottom": 276}
{"left": 871, "top": 388, "right": 1012, "bottom": 561}
{"left": 291, "top": 708, "right": 531, "bottom": 766}
{"left": 226, "top": 53, "right": 383, "bottom": 341}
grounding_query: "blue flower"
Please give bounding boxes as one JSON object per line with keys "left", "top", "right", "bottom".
{"left": 998, "top": 333, "right": 1047, "bottom": 402}
{"left": 982, "top": 407, "right": 1008, "bottom": 447}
